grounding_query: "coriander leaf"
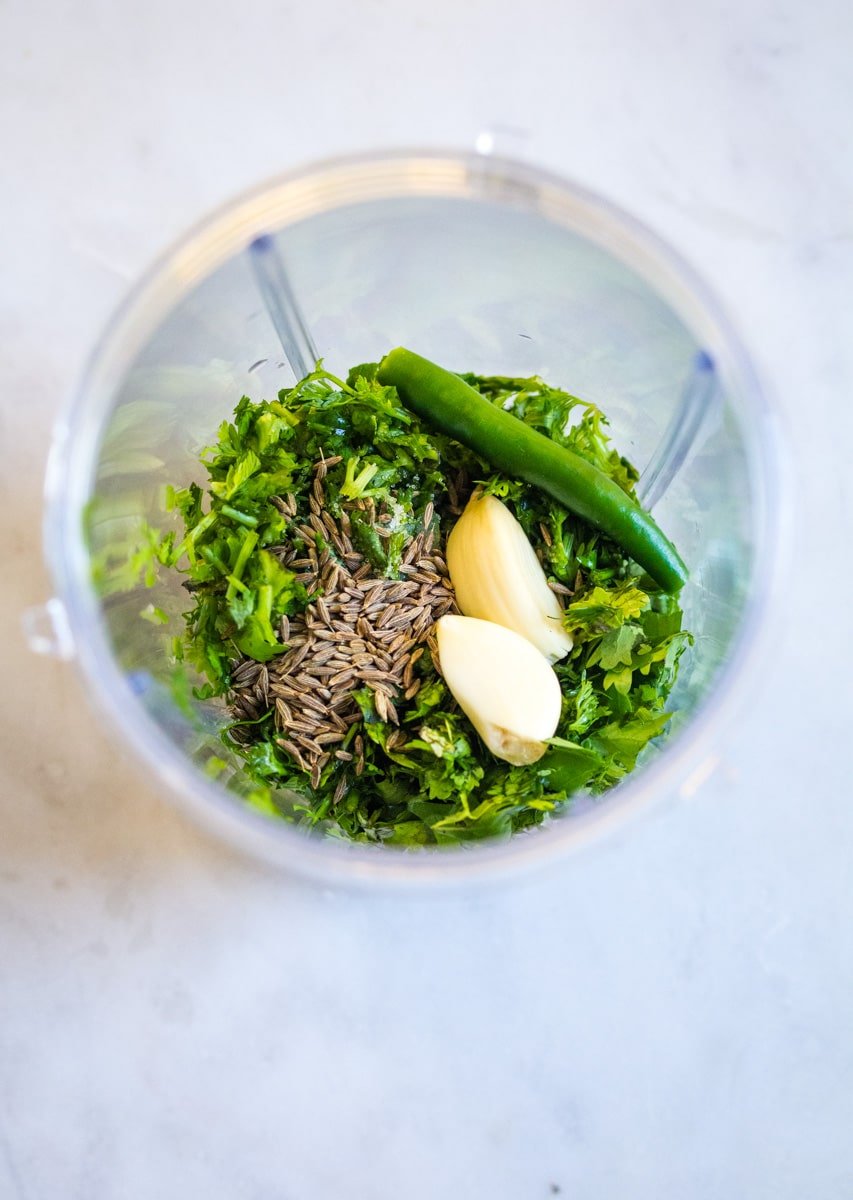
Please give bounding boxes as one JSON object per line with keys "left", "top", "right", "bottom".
{"left": 589, "top": 710, "right": 673, "bottom": 773}
{"left": 113, "top": 360, "right": 691, "bottom": 845}
{"left": 210, "top": 448, "right": 262, "bottom": 500}
{"left": 564, "top": 582, "right": 649, "bottom": 640}
{"left": 540, "top": 738, "right": 604, "bottom": 794}
{"left": 595, "top": 623, "right": 644, "bottom": 670}
{"left": 567, "top": 675, "right": 601, "bottom": 735}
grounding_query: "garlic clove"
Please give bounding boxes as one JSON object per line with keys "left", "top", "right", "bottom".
{"left": 446, "top": 492, "right": 573, "bottom": 663}
{"left": 435, "top": 614, "right": 562, "bottom": 766}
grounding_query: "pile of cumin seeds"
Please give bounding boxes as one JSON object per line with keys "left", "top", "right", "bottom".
{"left": 229, "top": 456, "right": 459, "bottom": 798}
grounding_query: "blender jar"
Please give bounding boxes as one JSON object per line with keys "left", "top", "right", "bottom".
{"left": 36, "top": 151, "right": 784, "bottom": 884}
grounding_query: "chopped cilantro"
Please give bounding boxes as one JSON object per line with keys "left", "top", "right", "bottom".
{"left": 101, "top": 363, "right": 691, "bottom": 845}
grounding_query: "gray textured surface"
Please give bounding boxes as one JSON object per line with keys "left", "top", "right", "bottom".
{"left": 2, "top": 1, "right": 851, "bottom": 1196}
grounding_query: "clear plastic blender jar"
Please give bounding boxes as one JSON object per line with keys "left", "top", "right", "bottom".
{"left": 33, "top": 151, "right": 785, "bottom": 884}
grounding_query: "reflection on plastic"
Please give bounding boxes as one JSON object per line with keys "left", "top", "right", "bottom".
{"left": 22, "top": 597, "right": 75, "bottom": 660}
{"left": 474, "top": 124, "right": 531, "bottom": 159}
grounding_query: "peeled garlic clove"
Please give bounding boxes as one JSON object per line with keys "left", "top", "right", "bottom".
{"left": 436, "top": 614, "right": 561, "bottom": 765}
{"left": 446, "top": 492, "right": 573, "bottom": 663}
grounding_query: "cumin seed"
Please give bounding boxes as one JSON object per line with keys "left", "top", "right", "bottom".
{"left": 315, "top": 731, "right": 345, "bottom": 746}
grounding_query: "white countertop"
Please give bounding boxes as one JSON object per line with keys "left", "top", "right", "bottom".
{"left": 2, "top": 2, "right": 852, "bottom": 1197}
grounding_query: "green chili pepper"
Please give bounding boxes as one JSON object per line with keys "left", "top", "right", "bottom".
{"left": 376, "top": 347, "right": 688, "bottom": 593}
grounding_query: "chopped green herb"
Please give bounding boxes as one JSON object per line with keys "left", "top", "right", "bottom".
{"left": 111, "top": 359, "right": 691, "bottom": 844}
